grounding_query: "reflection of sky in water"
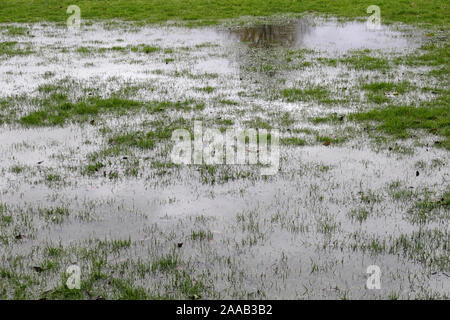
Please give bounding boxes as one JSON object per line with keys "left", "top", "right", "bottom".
{"left": 299, "top": 21, "right": 414, "bottom": 51}
{"left": 229, "top": 18, "right": 420, "bottom": 52}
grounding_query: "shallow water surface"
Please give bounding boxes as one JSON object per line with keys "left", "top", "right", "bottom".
{"left": 227, "top": 17, "right": 421, "bottom": 51}
{"left": 0, "top": 16, "right": 448, "bottom": 299}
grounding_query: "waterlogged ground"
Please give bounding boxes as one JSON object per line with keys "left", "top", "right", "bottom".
{"left": 0, "top": 15, "right": 449, "bottom": 299}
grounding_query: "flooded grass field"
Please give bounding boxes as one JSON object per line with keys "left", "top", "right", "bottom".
{"left": 0, "top": 11, "right": 449, "bottom": 299}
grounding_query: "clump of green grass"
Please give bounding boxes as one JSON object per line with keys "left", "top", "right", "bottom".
{"left": 40, "top": 207, "right": 69, "bottom": 223}
{"left": 0, "top": 41, "right": 32, "bottom": 56}
{"left": 85, "top": 162, "right": 104, "bottom": 175}
{"left": 366, "top": 93, "right": 389, "bottom": 104}
{"left": 151, "top": 254, "right": 178, "bottom": 272}
{"left": 109, "top": 278, "right": 149, "bottom": 299}
{"left": 142, "top": 45, "right": 160, "bottom": 54}
{"left": 4, "top": 26, "right": 28, "bottom": 36}
{"left": 0, "top": 204, "right": 12, "bottom": 226}
{"left": 78, "top": 44, "right": 161, "bottom": 55}
{"left": 362, "top": 81, "right": 412, "bottom": 104}
{"left": 408, "top": 190, "right": 450, "bottom": 224}
{"left": 215, "top": 118, "right": 234, "bottom": 126}
{"left": 76, "top": 46, "right": 92, "bottom": 54}
{"left": 277, "top": 112, "right": 296, "bottom": 127}
{"left": 348, "top": 208, "right": 369, "bottom": 223}
{"left": 316, "top": 135, "right": 343, "bottom": 145}
{"left": 282, "top": 86, "right": 330, "bottom": 103}
{"left": 390, "top": 230, "right": 449, "bottom": 271}
{"left": 350, "top": 102, "right": 450, "bottom": 150}
{"left": 219, "top": 99, "right": 239, "bottom": 106}
{"left": 10, "top": 165, "right": 25, "bottom": 174}
{"left": 148, "top": 99, "right": 204, "bottom": 112}
{"left": 197, "top": 86, "right": 215, "bottom": 94}
{"left": 388, "top": 183, "right": 415, "bottom": 201}
{"left": 311, "top": 114, "right": 345, "bottom": 124}
{"left": 191, "top": 230, "right": 213, "bottom": 241}
{"left": 22, "top": 83, "right": 204, "bottom": 126}
{"left": 20, "top": 97, "right": 142, "bottom": 126}
{"left": 361, "top": 81, "right": 412, "bottom": 94}
{"left": 100, "top": 117, "right": 188, "bottom": 155}
{"left": 108, "top": 132, "right": 157, "bottom": 150}
{"left": 358, "top": 189, "right": 383, "bottom": 204}
{"left": 245, "top": 117, "right": 272, "bottom": 130}
{"left": 340, "top": 54, "right": 389, "bottom": 71}
{"left": 280, "top": 137, "right": 306, "bottom": 146}
{"left": 396, "top": 43, "right": 450, "bottom": 68}
{"left": 46, "top": 174, "right": 61, "bottom": 183}
{"left": 198, "top": 164, "right": 254, "bottom": 185}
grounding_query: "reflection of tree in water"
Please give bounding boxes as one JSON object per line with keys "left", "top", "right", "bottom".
{"left": 228, "top": 19, "right": 312, "bottom": 87}
{"left": 231, "top": 20, "right": 311, "bottom": 48}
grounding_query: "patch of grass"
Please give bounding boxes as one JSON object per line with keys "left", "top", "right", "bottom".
{"left": 1, "top": 0, "right": 448, "bottom": 28}
{"left": 151, "top": 254, "right": 178, "bottom": 272}
{"left": 390, "top": 188, "right": 415, "bottom": 201}
{"left": 10, "top": 165, "right": 25, "bottom": 174}
{"left": 174, "top": 270, "right": 209, "bottom": 299}
{"left": 20, "top": 97, "right": 142, "bottom": 126}
{"left": 191, "top": 230, "right": 213, "bottom": 241}
{"left": 366, "top": 93, "right": 389, "bottom": 104}
{"left": 0, "top": 204, "right": 12, "bottom": 226}
{"left": 348, "top": 208, "right": 369, "bottom": 223}
{"left": 280, "top": 137, "right": 306, "bottom": 146}
{"left": 197, "top": 86, "right": 215, "bottom": 94}
{"left": 109, "top": 132, "right": 156, "bottom": 150}
{"left": 282, "top": 86, "right": 330, "bottom": 103}
{"left": 148, "top": 99, "right": 204, "bottom": 113}
{"left": 361, "top": 81, "right": 412, "bottom": 94}
{"left": 358, "top": 189, "right": 382, "bottom": 204}
{"left": 316, "top": 135, "right": 343, "bottom": 145}
{"left": 397, "top": 43, "right": 450, "bottom": 68}
{"left": 350, "top": 100, "right": 450, "bottom": 150}
{"left": 390, "top": 230, "right": 449, "bottom": 271}
{"left": 408, "top": 190, "right": 450, "bottom": 224}
{"left": 219, "top": 99, "right": 239, "bottom": 106}
{"left": 4, "top": 26, "right": 28, "bottom": 36}
{"left": 92, "top": 117, "right": 189, "bottom": 165}
{"left": 362, "top": 81, "right": 412, "bottom": 104}
{"left": 76, "top": 46, "right": 92, "bottom": 54}
{"left": 245, "top": 117, "right": 272, "bottom": 130}
{"left": 215, "top": 118, "right": 234, "bottom": 126}
{"left": 142, "top": 45, "right": 160, "bottom": 54}
{"left": 40, "top": 207, "right": 69, "bottom": 224}
{"left": 277, "top": 112, "right": 296, "bottom": 127}
{"left": 110, "top": 278, "right": 149, "bottom": 299}
{"left": 85, "top": 162, "right": 104, "bottom": 175}
{"left": 198, "top": 164, "right": 254, "bottom": 185}
{"left": 340, "top": 54, "right": 389, "bottom": 71}
{"left": 311, "top": 114, "right": 345, "bottom": 124}
{"left": 46, "top": 174, "right": 61, "bottom": 183}
{"left": 78, "top": 44, "right": 161, "bottom": 55}
{"left": 0, "top": 41, "right": 33, "bottom": 56}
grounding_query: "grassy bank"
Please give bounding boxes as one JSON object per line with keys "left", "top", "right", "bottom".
{"left": 0, "top": 0, "right": 448, "bottom": 27}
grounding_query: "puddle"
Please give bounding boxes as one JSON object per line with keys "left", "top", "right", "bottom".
{"left": 0, "top": 16, "right": 447, "bottom": 299}
{"left": 228, "top": 17, "right": 421, "bottom": 51}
